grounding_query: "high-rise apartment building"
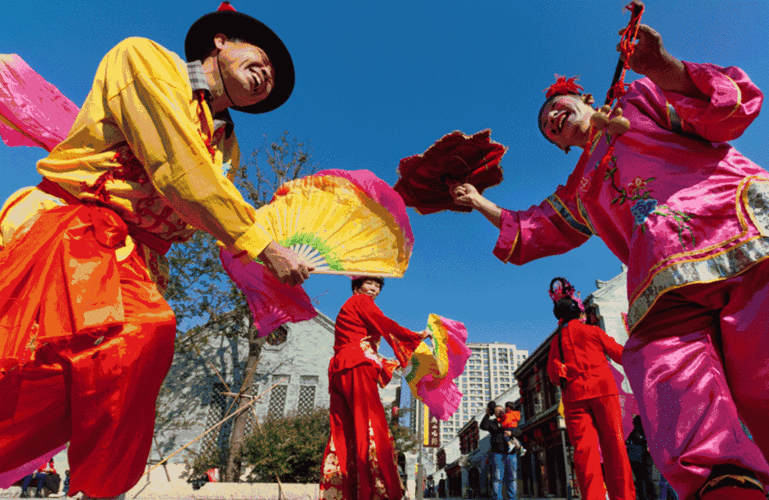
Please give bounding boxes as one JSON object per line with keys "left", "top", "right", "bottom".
{"left": 408, "top": 342, "right": 529, "bottom": 446}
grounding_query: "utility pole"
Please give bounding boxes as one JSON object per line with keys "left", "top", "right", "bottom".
{"left": 416, "top": 401, "right": 424, "bottom": 500}
{"left": 558, "top": 388, "right": 573, "bottom": 500}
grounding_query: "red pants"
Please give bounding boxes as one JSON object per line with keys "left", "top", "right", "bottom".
{"left": 0, "top": 206, "right": 176, "bottom": 498}
{"left": 320, "top": 363, "right": 402, "bottom": 500}
{"left": 623, "top": 259, "right": 769, "bottom": 500}
{"left": 563, "top": 395, "right": 635, "bottom": 500}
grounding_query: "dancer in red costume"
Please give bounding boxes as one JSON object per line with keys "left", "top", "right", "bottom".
{"left": 0, "top": 4, "right": 309, "bottom": 499}
{"left": 546, "top": 278, "right": 635, "bottom": 500}
{"left": 319, "top": 277, "right": 428, "bottom": 500}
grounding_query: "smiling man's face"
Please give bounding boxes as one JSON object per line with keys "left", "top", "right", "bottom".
{"left": 215, "top": 35, "right": 275, "bottom": 108}
{"left": 539, "top": 94, "right": 595, "bottom": 150}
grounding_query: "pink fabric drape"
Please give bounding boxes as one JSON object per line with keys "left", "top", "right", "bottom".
{"left": 220, "top": 248, "right": 317, "bottom": 336}
{"left": 0, "top": 445, "right": 66, "bottom": 489}
{"left": 0, "top": 54, "right": 78, "bottom": 151}
{"left": 414, "top": 316, "right": 471, "bottom": 421}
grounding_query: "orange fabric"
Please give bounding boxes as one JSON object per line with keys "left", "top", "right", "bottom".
{"left": 0, "top": 205, "right": 176, "bottom": 498}
{"left": 0, "top": 205, "right": 130, "bottom": 372}
{"left": 546, "top": 320, "right": 624, "bottom": 403}
{"left": 563, "top": 395, "right": 636, "bottom": 500}
{"left": 499, "top": 409, "right": 521, "bottom": 429}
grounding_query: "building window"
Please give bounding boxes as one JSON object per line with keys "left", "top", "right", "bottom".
{"left": 459, "top": 421, "right": 480, "bottom": 454}
{"left": 268, "top": 375, "right": 290, "bottom": 418}
{"left": 437, "top": 449, "right": 447, "bottom": 469}
{"left": 297, "top": 386, "right": 316, "bottom": 413}
{"left": 265, "top": 325, "right": 289, "bottom": 346}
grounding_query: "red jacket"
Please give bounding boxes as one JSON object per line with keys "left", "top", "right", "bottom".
{"left": 330, "top": 294, "right": 423, "bottom": 384}
{"left": 547, "top": 319, "right": 624, "bottom": 403}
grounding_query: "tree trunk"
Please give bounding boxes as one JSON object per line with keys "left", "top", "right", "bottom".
{"left": 223, "top": 325, "right": 265, "bottom": 482}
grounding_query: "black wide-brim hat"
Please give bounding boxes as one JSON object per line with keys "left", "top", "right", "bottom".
{"left": 185, "top": 6, "right": 295, "bottom": 114}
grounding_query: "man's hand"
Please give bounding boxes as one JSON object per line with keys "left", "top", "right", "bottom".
{"left": 619, "top": 23, "right": 706, "bottom": 98}
{"left": 450, "top": 183, "right": 481, "bottom": 208}
{"left": 619, "top": 24, "right": 680, "bottom": 81}
{"left": 258, "top": 241, "right": 313, "bottom": 286}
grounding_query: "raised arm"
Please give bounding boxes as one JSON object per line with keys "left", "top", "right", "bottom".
{"left": 353, "top": 294, "right": 426, "bottom": 367}
{"left": 623, "top": 23, "right": 763, "bottom": 143}
{"left": 621, "top": 23, "right": 706, "bottom": 100}
{"left": 451, "top": 181, "right": 592, "bottom": 265}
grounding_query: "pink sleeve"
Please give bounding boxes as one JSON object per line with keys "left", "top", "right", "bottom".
{"left": 493, "top": 192, "right": 592, "bottom": 264}
{"left": 663, "top": 62, "right": 763, "bottom": 143}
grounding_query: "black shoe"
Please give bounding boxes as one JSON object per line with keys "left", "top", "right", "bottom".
{"left": 35, "top": 490, "right": 44, "bottom": 498}
{"left": 19, "top": 492, "right": 29, "bottom": 498}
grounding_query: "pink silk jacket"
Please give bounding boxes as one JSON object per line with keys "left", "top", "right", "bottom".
{"left": 494, "top": 62, "right": 766, "bottom": 331}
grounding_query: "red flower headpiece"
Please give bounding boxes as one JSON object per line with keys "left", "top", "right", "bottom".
{"left": 549, "top": 277, "right": 585, "bottom": 312}
{"left": 544, "top": 75, "right": 584, "bottom": 99}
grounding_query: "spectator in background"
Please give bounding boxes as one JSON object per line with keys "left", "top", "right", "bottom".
{"left": 627, "top": 415, "right": 656, "bottom": 500}
{"left": 499, "top": 401, "right": 526, "bottom": 456}
{"left": 63, "top": 470, "right": 70, "bottom": 496}
{"left": 20, "top": 459, "right": 55, "bottom": 498}
{"left": 480, "top": 401, "right": 520, "bottom": 500}
{"left": 658, "top": 474, "right": 679, "bottom": 500}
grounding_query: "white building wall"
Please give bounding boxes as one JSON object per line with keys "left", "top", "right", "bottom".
{"left": 153, "top": 309, "right": 402, "bottom": 464}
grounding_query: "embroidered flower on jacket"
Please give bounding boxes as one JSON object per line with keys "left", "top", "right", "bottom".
{"left": 631, "top": 198, "right": 658, "bottom": 225}
{"left": 628, "top": 177, "right": 648, "bottom": 196}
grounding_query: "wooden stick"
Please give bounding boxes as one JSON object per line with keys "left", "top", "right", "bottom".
{"left": 153, "top": 434, "right": 172, "bottom": 482}
{"left": 221, "top": 391, "right": 256, "bottom": 399}
{"left": 141, "top": 378, "right": 285, "bottom": 478}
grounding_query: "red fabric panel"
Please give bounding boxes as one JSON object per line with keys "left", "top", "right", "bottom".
{"left": 0, "top": 208, "right": 175, "bottom": 498}
{"left": 563, "top": 395, "right": 635, "bottom": 500}
{"left": 321, "top": 364, "right": 402, "bottom": 500}
{"left": 546, "top": 320, "right": 623, "bottom": 403}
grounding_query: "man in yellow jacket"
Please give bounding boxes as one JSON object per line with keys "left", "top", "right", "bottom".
{"left": 0, "top": 3, "right": 309, "bottom": 499}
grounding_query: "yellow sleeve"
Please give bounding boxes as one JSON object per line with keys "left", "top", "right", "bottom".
{"left": 101, "top": 38, "right": 272, "bottom": 259}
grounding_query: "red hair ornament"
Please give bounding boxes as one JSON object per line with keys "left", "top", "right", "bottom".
{"left": 544, "top": 75, "right": 584, "bottom": 99}
{"left": 549, "top": 277, "right": 586, "bottom": 316}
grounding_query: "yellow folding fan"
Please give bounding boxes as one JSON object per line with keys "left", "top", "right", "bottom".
{"left": 250, "top": 169, "right": 415, "bottom": 277}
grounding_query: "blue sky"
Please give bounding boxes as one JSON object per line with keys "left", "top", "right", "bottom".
{"left": 2, "top": 1, "right": 768, "bottom": 356}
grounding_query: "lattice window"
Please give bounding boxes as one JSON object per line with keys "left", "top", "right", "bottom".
{"left": 200, "top": 383, "right": 229, "bottom": 455}
{"left": 297, "top": 385, "right": 316, "bottom": 414}
{"left": 265, "top": 325, "right": 288, "bottom": 346}
{"left": 268, "top": 385, "right": 288, "bottom": 418}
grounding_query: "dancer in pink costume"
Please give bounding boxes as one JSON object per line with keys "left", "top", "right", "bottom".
{"left": 451, "top": 19, "right": 769, "bottom": 500}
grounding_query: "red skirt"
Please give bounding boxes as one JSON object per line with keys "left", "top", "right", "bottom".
{"left": 320, "top": 363, "right": 403, "bottom": 500}
{"left": 0, "top": 204, "right": 176, "bottom": 498}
